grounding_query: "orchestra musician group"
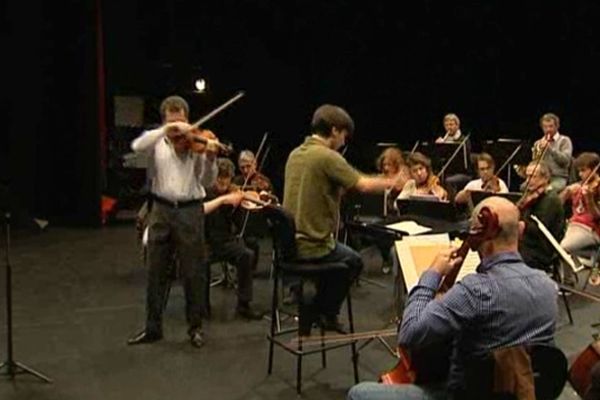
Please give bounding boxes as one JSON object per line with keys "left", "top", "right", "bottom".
{"left": 127, "top": 94, "right": 600, "bottom": 399}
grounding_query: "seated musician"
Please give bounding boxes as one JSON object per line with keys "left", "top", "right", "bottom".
{"left": 435, "top": 113, "right": 463, "bottom": 143}
{"left": 518, "top": 161, "right": 565, "bottom": 273}
{"left": 517, "top": 113, "right": 573, "bottom": 192}
{"left": 204, "top": 158, "right": 263, "bottom": 320}
{"left": 232, "top": 149, "right": 274, "bottom": 272}
{"left": 559, "top": 152, "right": 600, "bottom": 284}
{"left": 396, "top": 152, "right": 448, "bottom": 202}
{"left": 376, "top": 147, "right": 410, "bottom": 216}
{"left": 347, "top": 196, "right": 558, "bottom": 400}
{"left": 454, "top": 152, "right": 508, "bottom": 205}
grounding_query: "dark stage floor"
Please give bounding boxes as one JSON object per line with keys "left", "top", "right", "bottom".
{"left": 0, "top": 225, "right": 597, "bottom": 399}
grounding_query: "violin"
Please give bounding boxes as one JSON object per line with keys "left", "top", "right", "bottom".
{"left": 217, "top": 182, "right": 278, "bottom": 210}
{"left": 187, "top": 128, "right": 233, "bottom": 155}
{"left": 481, "top": 176, "right": 501, "bottom": 193}
{"left": 516, "top": 184, "right": 546, "bottom": 211}
{"left": 379, "top": 206, "right": 500, "bottom": 384}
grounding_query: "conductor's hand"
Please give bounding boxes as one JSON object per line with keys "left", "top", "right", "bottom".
{"left": 430, "top": 247, "right": 463, "bottom": 276}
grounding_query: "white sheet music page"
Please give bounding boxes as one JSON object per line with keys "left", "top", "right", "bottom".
{"left": 395, "top": 234, "right": 480, "bottom": 292}
{"left": 386, "top": 220, "right": 432, "bottom": 236}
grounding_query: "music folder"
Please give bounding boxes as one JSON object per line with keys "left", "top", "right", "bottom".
{"left": 469, "top": 190, "right": 522, "bottom": 206}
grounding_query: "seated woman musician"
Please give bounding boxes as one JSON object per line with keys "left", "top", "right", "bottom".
{"left": 396, "top": 152, "right": 448, "bottom": 202}
{"left": 347, "top": 196, "right": 558, "bottom": 400}
{"left": 204, "top": 158, "right": 263, "bottom": 320}
{"left": 559, "top": 152, "right": 600, "bottom": 284}
{"left": 376, "top": 147, "right": 410, "bottom": 216}
{"left": 455, "top": 152, "right": 509, "bottom": 205}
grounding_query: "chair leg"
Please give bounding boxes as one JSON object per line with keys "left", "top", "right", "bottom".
{"left": 267, "top": 271, "right": 279, "bottom": 375}
{"left": 562, "top": 290, "right": 574, "bottom": 325}
{"left": 296, "top": 283, "right": 304, "bottom": 395}
{"left": 347, "top": 289, "right": 359, "bottom": 384}
{"left": 320, "top": 325, "right": 327, "bottom": 368}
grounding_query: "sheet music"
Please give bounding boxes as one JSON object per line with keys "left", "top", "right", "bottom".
{"left": 386, "top": 220, "right": 432, "bottom": 236}
{"left": 530, "top": 215, "right": 580, "bottom": 272}
{"left": 395, "top": 234, "right": 480, "bottom": 292}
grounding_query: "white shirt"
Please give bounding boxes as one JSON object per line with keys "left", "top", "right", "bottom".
{"left": 131, "top": 128, "right": 217, "bottom": 202}
{"left": 442, "top": 129, "right": 462, "bottom": 142}
{"left": 463, "top": 178, "right": 509, "bottom": 193}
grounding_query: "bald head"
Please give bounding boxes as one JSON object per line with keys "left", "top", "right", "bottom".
{"left": 472, "top": 196, "right": 521, "bottom": 248}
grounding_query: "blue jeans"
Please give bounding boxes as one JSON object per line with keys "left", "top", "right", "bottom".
{"left": 301, "top": 242, "right": 363, "bottom": 316}
{"left": 347, "top": 382, "right": 447, "bottom": 400}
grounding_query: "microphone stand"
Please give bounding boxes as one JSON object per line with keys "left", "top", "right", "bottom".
{"left": 0, "top": 212, "right": 52, "bottom": 383}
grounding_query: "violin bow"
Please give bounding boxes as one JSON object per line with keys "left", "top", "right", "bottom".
{"left": 495, "top": 142, "right": 523, "bottom": 179}
{"left": 519, "top": 139, "right": 551, "bottom": 200}
{"left": 189, "top": 91, "right": 245, "bottom": 130}
{"left": 236, "top": 131, "right": 270, "bottom": 238}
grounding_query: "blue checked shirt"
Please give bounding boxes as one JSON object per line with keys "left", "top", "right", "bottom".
{"left": 398, "top": 251, "right": 558, "bottom": 389}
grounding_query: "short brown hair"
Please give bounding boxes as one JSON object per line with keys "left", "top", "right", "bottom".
{"left": 476, "top": 152, "right": 495, "bottom": 169}
{"left": 407, "top": 152, "right": 432, "bottom": 171}
{"left": 160, "top": 95, "right": 189, "bottom": 121}
{"left": 311, "top": 104, "right": 355, "bottom": 138}
{"left": 574, "top": 152, "right": 600, "bottom": 171}
{"left": 539, "top": 113, "right": 560, "bottom": 128}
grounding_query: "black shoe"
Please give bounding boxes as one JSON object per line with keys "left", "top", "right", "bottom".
{"left": 236, "top": 303, "right": 264, "bottom": 320}
{"left": 189, "top": 328, "right": 205, "bottom": 348}
{"left": 319, "top": 315, "right": 347, "bottom": 334}
{"left": 127, "top": 330, "right": 163, "bottom": 345}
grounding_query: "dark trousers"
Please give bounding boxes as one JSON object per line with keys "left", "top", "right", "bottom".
{"left": 304, "top": 242, "right": 363, "bottom": 317}
{"left": 146, "top": 202, "right": 207, "bottom": 334}
{"left": 243, "top": 236, "right": 260, "bottom": 271}
{"left": 211, "top": 239, "right": 254, "bottom": 303}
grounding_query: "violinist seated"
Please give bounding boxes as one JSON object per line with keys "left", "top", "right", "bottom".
{"left": 233, "top": 150, "right": 275, "bottom": 272}
{"left": 518, "top": 161, "right": 566, "bottom": 273}
{"left": 376, "top": 147, "right": 411, "bottom": 216}
{"left": 559, "top": 152, "right": 600, "bottom": 285}
{"left": 204, "top": 158, "right": 263, "bottom": 320}
{"left": 347, "top": 196, "right": 558, "bottom": 400}
{"left": 455, "top": 152, "right": 509, "bottom": 206}
{"left": 396, "top": 152, "right": 448, "bottom": 204}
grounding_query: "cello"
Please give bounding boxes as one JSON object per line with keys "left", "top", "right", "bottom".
{"left": 379, "top": 205, "right": 501, "bottom": 384}
{"left": 569, "top": 338, "right": 600, "bottom": 398}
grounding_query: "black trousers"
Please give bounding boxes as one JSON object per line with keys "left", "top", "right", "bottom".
{"left": 145, "top": 202, "right": 207, "bottom": 334}
{"left": 211, "top": 239, "right": 255, "bottom": 303}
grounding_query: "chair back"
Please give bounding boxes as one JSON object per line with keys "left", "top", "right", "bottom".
{"left": 463, "top": 344, "right": 567, "bottom": 400}
{"left": 263, "top": 205, "right": 298, "bottom": 262}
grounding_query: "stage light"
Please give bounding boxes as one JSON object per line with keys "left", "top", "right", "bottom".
{"left": 194, "top": 78, "right": 206, "bottom": 93}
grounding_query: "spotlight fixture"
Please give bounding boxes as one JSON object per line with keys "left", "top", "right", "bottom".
{"left": 194, "top": 78, "right": 206, "bottom": 93}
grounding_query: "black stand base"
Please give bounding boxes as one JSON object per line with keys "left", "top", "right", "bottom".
{"left": 0, "top": 360, "right": 52, "bottom": 383}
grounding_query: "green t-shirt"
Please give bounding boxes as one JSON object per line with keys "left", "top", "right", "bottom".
{"left": 283, "top": 136, "right": 361, "bottom": 259}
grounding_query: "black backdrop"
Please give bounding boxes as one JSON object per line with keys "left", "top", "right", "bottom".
{"left": 6, "top": 0, "right": 600, "bottom": 226}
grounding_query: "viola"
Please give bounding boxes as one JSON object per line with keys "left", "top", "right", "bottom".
{"left": 379, "top": 206, "right": 500, "bottom": 384}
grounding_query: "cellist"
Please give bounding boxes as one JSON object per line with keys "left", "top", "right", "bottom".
{"left": 347, "top": 197, "right": 558, "bottom": 400}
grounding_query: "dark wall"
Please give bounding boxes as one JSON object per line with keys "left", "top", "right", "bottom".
{"left": 7, "top": 0, "right": 101, "bottom": 226}
{"left": 7, "top": 1, "right": 600, "bottom": 224}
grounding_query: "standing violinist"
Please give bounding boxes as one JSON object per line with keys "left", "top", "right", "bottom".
{"left": 347, "top": 196, "right": 558, "bottom": 400}
{"left": 559, "top": 152, "right": 600, "bottom": 285}
{"left": 528, "top": 113, "right": 573, "bottom": 192}
{"left": 396, "top": 152, "right": 448, "bottom": 202}
{"left": 127, "top": 95, "right": 218, "bottom": 348}
{"left": 518, "top": 161, "right": 565, "bottom": 272}
{"left": 204, "top": 158, "right": 263, "bottom": 319}
{"left": 455, "top": 153, "right": 508, "bottom": 205}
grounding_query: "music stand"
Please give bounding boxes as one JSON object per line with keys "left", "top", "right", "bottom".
{"left": 470, "top": 191, "right": 523, "bottom": 206}
{"left": 482, "top": 138, "right": 531, "bottom": 190}
{"left": 0, "top": 187, "right": 52, "bottom": 383}
{"left": 396, "top": 198, "right": 457, "bottom": 222}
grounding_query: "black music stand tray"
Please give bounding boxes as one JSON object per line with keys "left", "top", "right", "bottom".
{"left": 0, "top": 189, "right": 52, "bottom": 383}
{"left": 396, "top": 198, "right": 457, "bottom": 222}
